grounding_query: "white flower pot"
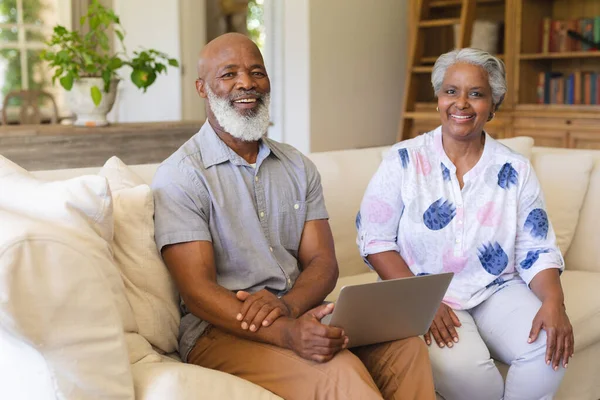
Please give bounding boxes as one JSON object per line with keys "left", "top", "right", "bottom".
{"left": 66, "top": 78, "right": 119, "bottom": 127}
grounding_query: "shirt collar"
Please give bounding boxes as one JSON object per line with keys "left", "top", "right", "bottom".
{"left": 198, "top": 121, "right": 274, "bottom": 169}
{"left": 434, "top": 125, "right": 497, "bottom": 181}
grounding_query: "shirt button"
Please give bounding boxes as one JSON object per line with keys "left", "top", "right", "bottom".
{"left": 294, "top": 204, "right": 299, "bottom": 210}
{"left": 269, "top": 246, "right": 273, "bottom": 252}
{"left": 458, "top": 220, "right": 463, "bottom": 225}
{"left": 456, "top": 238, "right": 461, "bottom": 244}
{"left": 287, "top": 278, "right": 292, "bottom": 286}
{"left": 260, "top": 211, "right": 265, "bottom": 218}
{"left": 255, "top": 176, "right": 258, "bottom": 182}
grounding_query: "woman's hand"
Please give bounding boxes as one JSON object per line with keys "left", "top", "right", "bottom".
{"left": 529, "top": 299, "right": 574, "bottom": 370}
{"left": 424, "top": 303, "right": 461, "bottom": 348}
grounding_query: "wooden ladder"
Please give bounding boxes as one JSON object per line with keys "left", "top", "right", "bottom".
{"left": 397, "top": 0, "right": 477, "bottom": 142}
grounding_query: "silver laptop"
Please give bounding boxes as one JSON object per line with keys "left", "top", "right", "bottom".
{"left": 321, "top": 273, "right": 454, "bottom": 348}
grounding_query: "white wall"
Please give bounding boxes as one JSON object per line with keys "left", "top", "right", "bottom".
{"left": 280, "top": 0, "right": 311, "bottom": 154}
{"left": 179, "top": 0, "right": 207, "bottom": 122}
{"left": 109, "top": 0, "right": 182, "bottom": 123}
{"left": 279, "top": 0, "right": 408, "bottom": 153}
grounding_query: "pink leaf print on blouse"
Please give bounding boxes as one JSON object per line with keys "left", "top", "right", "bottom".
{"left": 443, "top": 297, "right": 461, "bottom": 309}
{"left": 477, "top": 201, "right": 501, "bottom": 227}
{"left": 442, "top": 248, "right": 469, "bottom": 274}
{"left": 364, "top": 197, "right": 395, "bottom": 224}
{"left": 415, "top": 152, "right": 431, "bottom": 175}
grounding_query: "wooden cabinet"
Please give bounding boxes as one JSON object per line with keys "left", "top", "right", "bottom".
{"left": 512, "top": 115, "right": 600, "bottom": 149}
{"left": 569, "top": 131, "right": 600, "bottom": 150}
{"left": 513, "top": 128, "right": 569, "bottom": 148}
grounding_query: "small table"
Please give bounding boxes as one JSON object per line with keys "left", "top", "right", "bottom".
{"left": 0, "top": 121, "right": 203, "bottom": 171}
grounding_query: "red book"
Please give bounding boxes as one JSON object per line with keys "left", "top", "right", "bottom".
{"left": 574, "top": 70, "right": 582, "bottom": 104}
{"left": 584, "top": 72, "right": 592, "bottom": 104}
{"left": 552, "top": 21, "right": 569, "bottom": 52}
{"left": 566, "top": 20, "right": 579, "bottom": 51}
{"left": 537, "top": 72, "right": 546, "bottom": 104}
{"left": 556, "top": 78, "right": 565, "bottom": 104}
{"left": 550, "top": 20, "right": 563, "bottom": 52}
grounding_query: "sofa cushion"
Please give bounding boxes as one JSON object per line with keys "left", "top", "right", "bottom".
{"left": 0, "top": 216, "right": 136, "bottom": 400}
{"left": 308, "top": 147, "right": 390, "bottom": 278}
{"left": 0, "top": 156, "right": 157, "bottom": 365}
{"left": 99, "top": 157, "right": 180, "bottom": 354}
{"left": 565, "top": 156, "right": 600, "bottom": 273}
{"left": 561, "top": 270, "right": 600, "bottom": 352}
{"left": 131, "top": 357, "right": 282, "bottom": 400}
{"left": 497, "top": 136, "right": 535, "bottom": 160}
{"left": 0, "top": 154, "right": 136, "bottom": 399}
{"left": 533, "top": 153, "right": 594, "bottom": 255}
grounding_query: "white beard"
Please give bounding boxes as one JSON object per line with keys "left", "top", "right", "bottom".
{"left": 206, "top": 85, "right": 271, "bottom": 142}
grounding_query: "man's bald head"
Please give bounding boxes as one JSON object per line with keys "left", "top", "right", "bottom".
{"left": 197, "top": 33, "right": 264, "bottom": 79}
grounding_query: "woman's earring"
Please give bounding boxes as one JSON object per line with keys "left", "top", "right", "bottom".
{"left": 436, "top": 106, "right": 439, "bottom": 112}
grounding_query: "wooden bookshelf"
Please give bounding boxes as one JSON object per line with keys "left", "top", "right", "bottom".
{"left": 512, "top": 0, "right": 600, "bottom": 149}
{"left": 402, "top": 0, "right": 600, "bottom": 150}
{"left": 519, "top": 52, "right": 600, "bottom": 60}
{"left": 430, "top": 0, "right": 503, "bottom": 7}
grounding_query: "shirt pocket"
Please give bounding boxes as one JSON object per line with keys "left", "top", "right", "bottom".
{"left": 278, "top": 199, "right": 307, "bottom": 251}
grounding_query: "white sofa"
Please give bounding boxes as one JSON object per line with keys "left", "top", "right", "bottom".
{"left": 3, "top": 137, "right": 599, "bottom": 399}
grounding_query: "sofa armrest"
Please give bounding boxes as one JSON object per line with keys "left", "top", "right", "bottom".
{"left": 131, "top": 361, "right": 282, "bottom": 400}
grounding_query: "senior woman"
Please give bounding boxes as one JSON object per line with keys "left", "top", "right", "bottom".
{"left": 356, "top": 48, "right": 573, "bottom": 400}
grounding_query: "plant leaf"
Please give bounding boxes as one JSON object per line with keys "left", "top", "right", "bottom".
{"left": 108, "top": 57, "right": 123, "bottom": 70}
{"left": 90, "top": 16, "right": 100, "bottom": 30}
{"left": 130, "top": 68, "right": 147, "bottom": 89}
{"left": 91, "top": 85, "right": 103, "bottom": 106}
{"left": 59, "top": 73, "right": 74, "bottom": 91}
{"left": 168, "top": 58, "right": 179, "bottom": 67}
{"left": 115, "top": 30, "right": 124, "bottom": 42}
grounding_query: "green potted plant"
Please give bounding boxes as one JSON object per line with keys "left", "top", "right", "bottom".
{"left": 40, "top": 0, "right": 179, "bottom": 126}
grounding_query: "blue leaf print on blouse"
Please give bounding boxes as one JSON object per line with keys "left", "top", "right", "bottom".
{"left": 441, "top": 163, "right": 451, "bottom": 181}
{"left": 497, "top": 162, "right": 518, "bottom": 189}
{"left": 520, "top": 249, "right": 551, "bottom": 270}
{"left": 417, "top": 272, "right": 431, "bottom": 276}
{"left": 423, "top": 198, "right": 456, "bottom": 230}
{"left": 398, "top": 148, "right": 410, "bottom": 169}
{"left": 478, "top": 242, "right": 509, "bottom": 276}
{"left": 355, "top": 211, "right": 362, "bottom": 230}
{"left": 524, "top": 208, "right": 549, "bottom": 240}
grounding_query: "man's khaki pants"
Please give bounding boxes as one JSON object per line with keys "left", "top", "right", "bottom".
{"left": 188, "top": 326, "right": 436, "bottom": 400}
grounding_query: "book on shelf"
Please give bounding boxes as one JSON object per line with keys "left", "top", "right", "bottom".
{"left": 540, "top": 17, "right": 600, "bottom": 52}
{"left": 537, "top": 70, "right": 599, "bottom": 105}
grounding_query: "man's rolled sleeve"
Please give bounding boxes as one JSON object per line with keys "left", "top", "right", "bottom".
{"left": 151, "top": 163, "right": 212, "bottom": 253}
{"left": 356, "top": 149, "right": 405, "bottom": 263}
{"left": 515, "top": 163, "right": 565, "bottom": 285}
{"left": 304, "top": 157, "right": 329, "bottom": 221}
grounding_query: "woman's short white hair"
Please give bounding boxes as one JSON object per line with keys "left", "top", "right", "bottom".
{"left": 431, "top": 48, "right": 507, "bottom": 109}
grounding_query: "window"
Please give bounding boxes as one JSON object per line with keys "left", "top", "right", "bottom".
{"left": 247, "top": 0, "right": 264, "bottom": 50}
{"left": 0, "top": 0, "right": 70, "bottom": 120}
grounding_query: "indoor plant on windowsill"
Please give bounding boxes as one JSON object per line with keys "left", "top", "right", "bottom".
{"left": 40, "top": 0, "right": 178, "bottom": 127}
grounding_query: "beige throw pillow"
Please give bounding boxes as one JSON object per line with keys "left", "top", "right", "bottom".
{"left": 0, "top": 155, "right": 135, "bottom": 399}
{"left": 533, "top": 153, "right": 594, "bottom": 255}
{"left": 99, "top": 156, "right": 180, "bottom": 354}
